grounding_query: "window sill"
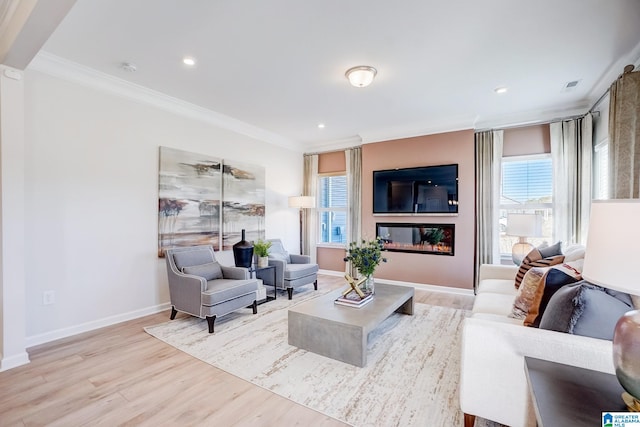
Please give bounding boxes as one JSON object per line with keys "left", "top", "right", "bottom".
{"left": 316, "top": 243, "right": 346, "bottom": 250}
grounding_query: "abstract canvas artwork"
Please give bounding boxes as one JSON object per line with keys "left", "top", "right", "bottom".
{"left": 158, "top": 147, "right": 222, "bottom": 256}
{"left": 158, "top": 147, "right": 265, "bottom": 256}
{"left": 222, "top": 159, "right": 265, "bottom": 250}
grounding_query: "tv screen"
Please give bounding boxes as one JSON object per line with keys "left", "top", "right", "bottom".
{"left": 373, "top": 164, "right": 458, "bottom": 214}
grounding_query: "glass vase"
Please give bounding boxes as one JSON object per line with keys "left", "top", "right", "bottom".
{"left": 361, "top": 275, "right": 375, "bottom": 295}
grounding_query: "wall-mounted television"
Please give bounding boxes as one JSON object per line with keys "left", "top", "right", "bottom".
{"left": 373, "top": 164, "right": 458, "bottom": 215}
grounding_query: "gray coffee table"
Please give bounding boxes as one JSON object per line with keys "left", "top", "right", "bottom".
{"left": 288, "top": 283, "right": 414, "bottom": 367}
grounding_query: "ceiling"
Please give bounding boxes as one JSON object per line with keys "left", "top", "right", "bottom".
{"left": 11, "top": 0, "right": 640, "bottom": 152}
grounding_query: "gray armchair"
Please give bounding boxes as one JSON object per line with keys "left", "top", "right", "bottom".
{"left": 165, "top": 245, "right": 259, "bottom": 333}
{"left": 267, "top": 238, "right": 319, "bottom": 299}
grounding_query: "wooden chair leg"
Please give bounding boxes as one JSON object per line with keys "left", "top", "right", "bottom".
{"left": 463, "top": 413, "right": 476, "bottom": 427}
{"left": 252, "top": 300, "right": 257, "bottom": 314}
{"left": 313, "top": 280, "right": 318, "bottom": 290}
{"left": 206, "top": 315, "right": 216, "bottom": 334}
{"left": 170, "top": 306, "right": 177, "bottom": 320}
{"left": 287, "top": 288, "right": 293, "bottom": 300}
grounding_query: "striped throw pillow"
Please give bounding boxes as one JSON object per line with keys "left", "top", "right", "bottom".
{"left": 514, "top": 247, "right": 565, "bottom": 289}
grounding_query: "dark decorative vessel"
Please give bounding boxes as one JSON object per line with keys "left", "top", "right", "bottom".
{"left": 233, "top": 229, "right": 254, "bottom": 268}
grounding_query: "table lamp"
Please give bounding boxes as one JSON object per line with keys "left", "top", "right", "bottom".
{"left": 582, "top": 199, "right": 640, "bottom": 410}
{"left": 506, "top": 213, "right": 542, "bottom": 265}
{"left": 288, "top": 195, "right": 315, "bottom": 255}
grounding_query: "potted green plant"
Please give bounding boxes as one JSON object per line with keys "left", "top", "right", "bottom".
{"left": 253, "top": 239, "right": 272, "bottom": 268}
{"left": 343, "top": 237, "right": 387, "bottom": 293}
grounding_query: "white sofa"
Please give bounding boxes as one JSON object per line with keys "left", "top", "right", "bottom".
{"left": 459, "top": 264, "right": 615, "bottom": 427}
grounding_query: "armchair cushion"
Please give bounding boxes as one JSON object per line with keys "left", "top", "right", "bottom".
{"left": 290, "top": 254, "right": 311, "bottom": 264}
{"left": 269, "top": 252, "right": 289, "bottom": 264}
{"left": 173, "top": 249, "right": 215, "bottom": 270}
{"left": 268, "top": 240, "right": 291, "bottom": 262}
{"left": 285, "top": 262, "right": 319, "bottom": 281}
{"left": 182, "top": 261, "right": 223, "bottom": 281}
{"left": 221, "top": 265, "right": 250, "bottom": 280}
{"left": 202, "top": 279, "right": 259, "bottom": 306}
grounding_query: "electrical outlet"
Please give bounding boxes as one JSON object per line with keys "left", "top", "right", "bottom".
{"left": 43, "top": 290, "right": 55, "bottom": 305}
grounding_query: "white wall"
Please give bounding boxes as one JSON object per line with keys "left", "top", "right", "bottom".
{"left": 23, "top": 69, "right": 302, "bottom": 343}
{"left": 0, "top": 66, "right": 30, "bottom": 370}
{"left": 593, "top": 94, "right": 610, "bottom": 145}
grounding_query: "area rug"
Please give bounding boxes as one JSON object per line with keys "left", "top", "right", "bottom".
{"left": 145, "top": 290, "right": 495, "bottom": 426}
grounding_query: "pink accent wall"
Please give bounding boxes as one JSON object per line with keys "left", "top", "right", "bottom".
{"left": 503, "top": 124, "right": 550, "bottom": 157}
{"left": 318, "top": 151, "right": 346, "bottom": 173}
{"left": 362, "top": 130, "right": 475, "bottom": 290}
{"left": 317, "top": 246, "right": 346, "bottom": 272}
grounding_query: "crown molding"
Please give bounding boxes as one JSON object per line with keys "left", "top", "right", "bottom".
{"left": 474, "top": 103, "right": 590, "bottom": 132}
{"left": 28, "top": 52, "right": 301, "bottom": 152}
{"left": 586, "top": 38, "right": 640, "bottom": 108}
{"left": 304, "top": 135, "right": 363, "bottom": 154}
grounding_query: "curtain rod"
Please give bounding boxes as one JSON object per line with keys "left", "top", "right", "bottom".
{"left": 589, "top": 88, "right": 610, "bottom": 113}
{"left": 475, "top": 111, "right": 598, "bottom": 133}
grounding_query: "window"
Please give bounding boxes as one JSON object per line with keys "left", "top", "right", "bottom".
{"left": 500, "top": 155, "right": 553, "bottom": 257}
{"left": 593, "top": 139, "right": 609, "bottom": 199}
{"left": 318, "top": 174, "right": 347, "bottom": 244}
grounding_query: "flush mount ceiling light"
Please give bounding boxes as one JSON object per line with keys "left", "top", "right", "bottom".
{"left": 183, "top": 57, "right": 196, "bottom": 66}
{"left": 345, "top": 65, "right": 377, "bottom": 88}
{"left": 494, "top": 86, "right": 508, "bottom": 94}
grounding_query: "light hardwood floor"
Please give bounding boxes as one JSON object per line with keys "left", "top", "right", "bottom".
{"left": 0, "top": 275, "right": 474, "bottom": 426}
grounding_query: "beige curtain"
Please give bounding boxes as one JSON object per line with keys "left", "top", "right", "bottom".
{"left": 474, "top": 130, "right": 503, "bottom": 292}
{"left": 550, "top": 113, "right": 593, "bottom": 245}
{"left": 303, "top": 154, "right": 318, "bottom": 263}
{"left": 345, "top": 147, "right": 362, "bottom": 276}
{"left": 609, "top": 65, "right": 640, "bottom": 199}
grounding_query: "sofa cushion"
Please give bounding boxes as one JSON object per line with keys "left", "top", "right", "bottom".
{"left": 173, "top": 249, "right": 215, "bottom": 270}
{"left": 514, "top": 247, "right": 565, "bottom": 289}
{"left": 477, "top": 278, "right": 518, "bottom": 296}
{"left": 538, "top": 241, "right": 562, "bottom": 258}
{"left": 472, "top": 293, "right": 517, "bottom": 317}
{"left": 182, "top": 261, "right": 223, "bottom": 281}
{"left": 510, "top": 262, "right": 582, "bottom": 326}
{"left": 539, "top": 281, "right": 634, "bottom": 340}
{"left": 563, "top": 244, "right": 586, "bottom": 262}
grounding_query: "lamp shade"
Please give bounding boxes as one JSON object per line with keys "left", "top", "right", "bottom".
{"left": 506, "top": 213, "right": 542, "bottom": 237}
{"left": 582, "top": 199, "right": 640, "bottom": 294}
{"left": 288, "top": 196, "right": 315, "bottom": 209}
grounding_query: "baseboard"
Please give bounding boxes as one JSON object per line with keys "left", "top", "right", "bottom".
{"left": 318, "top": 269, "right": 474, "bottom": 296}
{"left": 318, "top": 269, "right": 345, "bottom": 277}
{"left": 0, "top": 351, "right": 30, "bottom": 372}
{"left": 25, "top": 302, "right": 171, "bottom": 349}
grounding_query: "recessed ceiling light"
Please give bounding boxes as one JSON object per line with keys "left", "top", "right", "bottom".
{"left": 121, "top": 62, "right": 137, "bottom": 72}
{"left": 317, "top": 123, "right": 326, "bottom": 129}
{"left": 183, "top": 57, "right": 196, "bottom": 66}
{"left": 494, "top": 87, "right": 508, "bottom": 94}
